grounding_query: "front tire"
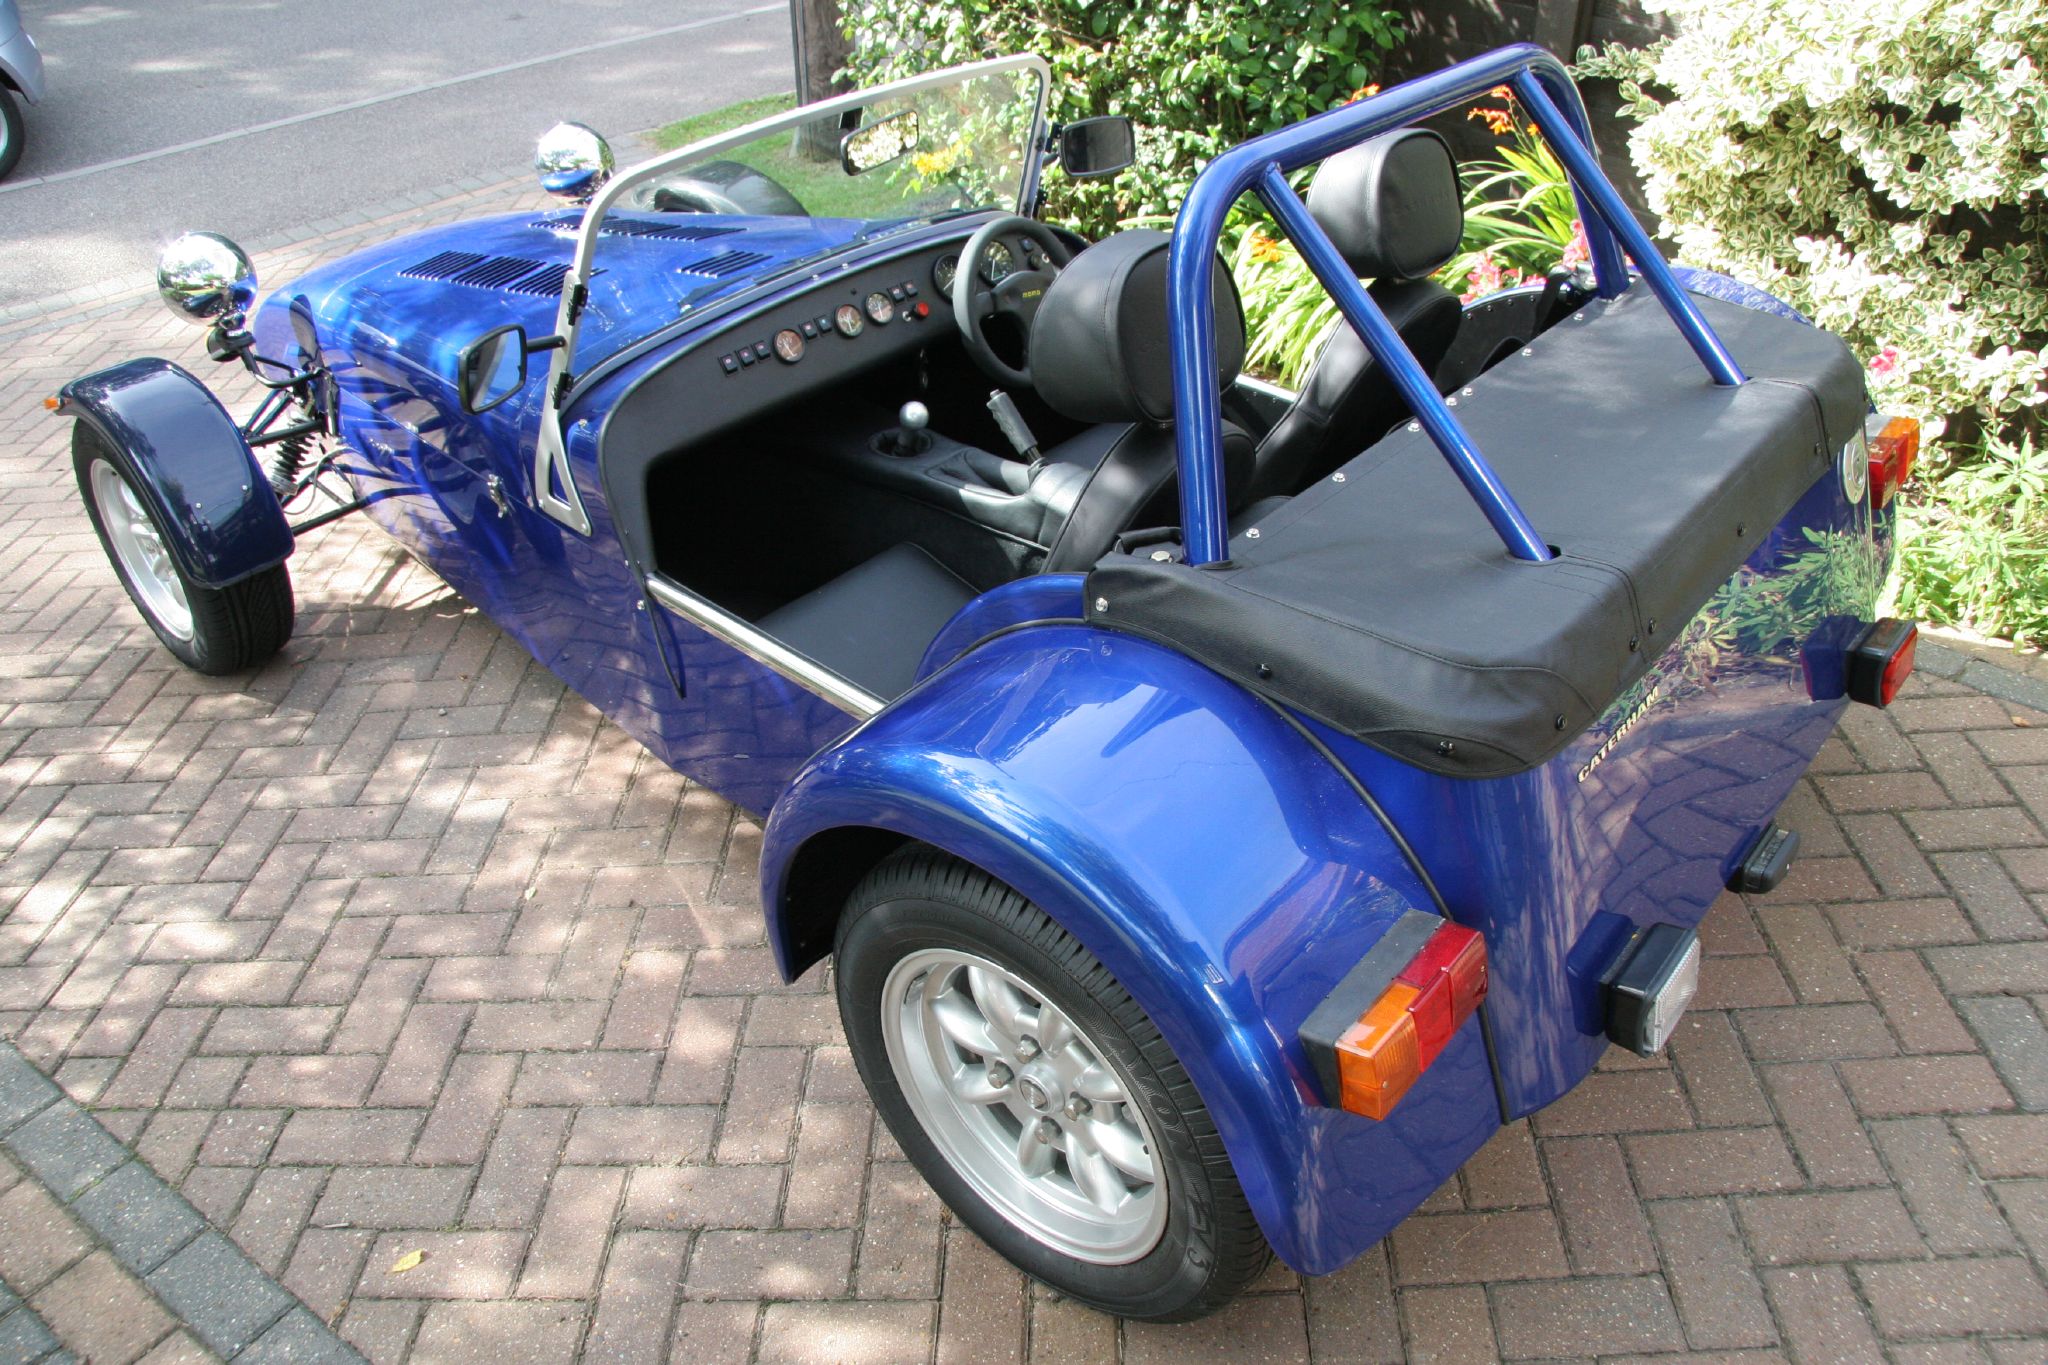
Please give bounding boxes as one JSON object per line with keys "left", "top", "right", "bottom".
{"left": 835, "top": 847, "right": 1272, "bottom": 1321}
{"left": 74, "top": 425, "right": 293, "bottom": 675}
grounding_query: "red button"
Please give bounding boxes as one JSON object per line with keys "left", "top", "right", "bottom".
{"left": 912, "top": 301, "right": 931, "bottom": 320}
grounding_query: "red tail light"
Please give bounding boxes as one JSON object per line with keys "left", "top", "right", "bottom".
{"left": 1330, "top": 921, "right": 1488, "bottom": 1119}
{"left": 1849, "top": 617, "right": 1918, "bottom": 707}
{"left": 1868, "top": 416, "right": 1919, "bottom": 510}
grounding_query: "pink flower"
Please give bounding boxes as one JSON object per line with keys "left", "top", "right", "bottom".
{"left": 1461, "top": 252, "right": 1525, "bottom": 303}
{"left": 1560, "top": 219, "right": 1591, "bottom": 270}
{"left": 1868, "top": 346, "right": 1901, "bottom": 376}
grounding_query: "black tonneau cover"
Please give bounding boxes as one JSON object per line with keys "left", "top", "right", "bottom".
{"left": 1086, "top": 289, "right": 1866, "bottom": 778}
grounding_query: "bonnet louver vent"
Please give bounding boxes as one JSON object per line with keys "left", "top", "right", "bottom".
{"left": 678, "top": 249, "right": 770, "bottom": 278}
{"left": 527, "top": 216, "right": 742, "bottom": 243}
{"left": 398, "top": 252, "right": 568, "bottom": 298}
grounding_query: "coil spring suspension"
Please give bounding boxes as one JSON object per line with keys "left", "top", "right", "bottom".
{"left": 267, "top": 426, "right": 315, "bottom": 502}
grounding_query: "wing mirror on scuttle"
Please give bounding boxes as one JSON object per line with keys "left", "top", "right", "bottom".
{"left": 456, "top": 325, "right": 565, "bottom": 415}
{"left": 1057, "top": 116, "right": 1136, "bottom": 179}
{"left": 536, "top": 121, "right": 615, "bottom": 204}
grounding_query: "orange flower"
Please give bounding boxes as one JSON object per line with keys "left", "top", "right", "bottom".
{"left": 1488, "top": 85, "right": 1513, "bottom": 101}
{"left": 1467, "top": 105, "right": 1514, "bottom": 135}
{"left": 1346, "top": 82, "right": 1381, "bottom": 103}
{"left": 1247, "top": 230, "right": 1287, "bottom": 265}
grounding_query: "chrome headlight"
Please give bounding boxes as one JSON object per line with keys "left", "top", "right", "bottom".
{"left": 156, "top": 232, "right": 257, "bottom": 326}
{"left": 536, "top": 122, "right": 614, "bottom": 203}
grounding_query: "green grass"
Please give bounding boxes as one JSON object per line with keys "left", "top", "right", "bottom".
{"left": 650, "top": 93, "right": 882, "bottom": 220}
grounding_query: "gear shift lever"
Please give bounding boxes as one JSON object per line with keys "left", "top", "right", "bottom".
{"left": 888, "top": 401, "right": 932, "bottom": 457}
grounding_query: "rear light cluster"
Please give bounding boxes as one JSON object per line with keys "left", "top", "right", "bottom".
{"left": 1868, "top": 415, "right": 1919, "bottom": 510}
{"left": 1849, "top": 617, "right": 1918, "bottom": 708}
{"left": 1300, "top": 913, "right": 1490, "bottom": 1123}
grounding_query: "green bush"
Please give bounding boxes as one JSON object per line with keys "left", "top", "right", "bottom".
{"left": 836, "top": 0, "right": 1406, "bottom": 239}
{"left": 1894, "top": 434, "right": 2048, "bottom": 643}
{"left": 1580, "top": 0, "right": 2048, "bottom": 450}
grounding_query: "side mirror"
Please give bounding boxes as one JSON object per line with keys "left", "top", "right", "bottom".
{"left": 536, "top": 122, "right": 614, "bottom": 203}
{"left": 1058, "top": 116, "right": 1136, "bottom": 179}
{"left": 457, "top": 325, "right": 529, "bottom": 414}
{"left": 840, "top": 110, "right": 920, "bottom": 175}
{"left": 157, "top": 232, "right": 259, "bottom": 326}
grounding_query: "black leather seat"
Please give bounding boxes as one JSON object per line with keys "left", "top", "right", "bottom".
{"left": 1026, "top": 230, "right": 1256, "bottom": 572}
{"left": 1245, "top": 129, "right": 1466, "bottom": 502}
{"left": 755, "top": 543, "right": 976, "bottom": 699}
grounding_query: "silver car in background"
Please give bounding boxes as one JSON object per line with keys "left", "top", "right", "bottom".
{"left": 0, "top": 0, "right": 44, "bottom": 179}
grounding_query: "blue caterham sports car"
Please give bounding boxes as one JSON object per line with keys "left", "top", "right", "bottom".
{"left": 60, "top": 48, "right": 1920, "bottom": 1319}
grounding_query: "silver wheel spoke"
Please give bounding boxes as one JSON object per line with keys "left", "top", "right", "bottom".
{"left": 1066, "top": 1131, "right": 1127, "bottom": 1215}
{"left": 1016, "top": 1120, "right": 1057, "bottom": 1178}
{"left": 966, "top": 966, "right": 1031, "bottom": 1048}
{"left": 949, "top": 1063, "right": 1008, "bottom": 1107}
{"left": 91, "top": 460, "right": 194, "bottom": 643}
{"left": 1073, "top": 1062, "right": 1127, "bottom": 1104}
{"left": 930, "top": 986, "right": 1000, "bottom": 1058}
{"left": 1036, "top": 1003, "right": 1077, "bottom": 1057}
{"left": 1089, "top": 1117, "right": 1155, "bottom": 1183}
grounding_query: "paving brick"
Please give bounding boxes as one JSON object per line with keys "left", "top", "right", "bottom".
{"left": 1735, "top": 1187, "right": 1924, "bottom": 1264}
{"left": 1825, "top": 897, "right": 1978, "bottom": 949}
{"left": 411, "top": 1300, "right": 586, "bottom": 1364}
{"left": 1490, "top": 1275, "right": 1685, "bottom": 1358}
{"left": 853, "top": 1162, "right": 944, "bottom": 1300}
{"left": 146, "top": 1230, "right": 296, "bottom": 1356}
{"left": 1389, "top": 1208, "right": 1568, "bottom": 1285}
{"left": 1840, "top": 1053, "right": 2014, "bottom": 1116}
{"left": 1859, "top": 949, "right": 1977, "bottom": 1054}
{"left": 1855, "top": 1257, "right": 2048, "bottom": 1338}
{"left": 784, "top": 1101, "right": 873, "bottom": 1228}
{"left": 33, "top": 1249, "right": 177, "bottom": 1364}
{"left": 1871, "top": 1116, "right": 2016, "bottom": 1254}
{"left": 1648, "top": 1199, "right": 1777, "bottom": 1350}
{"left": 71, "top": 1159, "right": 206, "bottom": 1274}
{"left": 620, "top": 1163, "right": 783, "bottom": 1231}
{"left": 5, "top": 1099, "right": 129, "bottom": 1198}
{"left": 516, "top": 1165, "right": 624, "bottom": 1300}
{"left": 464, "top": 1107, "right": 569, "bottom": 1229}
{"left": 669, "top": 1300, "right": 759, "bottom": 1365}
{"left": 582, "top": 1230, "right": 691, "bottom": 1365}
{"left": 1625, "top": 1127, "right": 1802, "bottom": 1198}
{"left": 0, "top": 1178, "right": 92, "bottom": 1293}
{"left": 1669, "top": 1011, "right": 1773, "bottom": 1125}
{"left": 272, "top": 1110, "right": 421, "bottom": 1165}
{"left": 234, "top": 1054, "right": 381, "bottom": 1108}
{"left": 1541, "top": 1134, "right": 1658, "bottom": 1275}
{"left": 1530, "top": 1068, "right": 1692, "bottom": 1137}
{"left": 410, "top": 1051, "right": 517, "bottom": 1166}
{"left": 1457, "top": 1120, "right": 1547, "bottom": 1209}
{"left": 511, "top": 1050, "right": 659, "bottom": 1106}
{"left": 712, "top": 1046, "right": 805, "bottom": 1164}
{"left": 758, "top": 1301, "right": 935, "bottom": 1365}
{"left": 1957, "top": 993, "right": 2048, "bottom": 1109}
{"left": 1925, "top": 941, "right": 2048, "bottom": 995}
{"left": 1955, "top": 1114, "right": 2048, "bottom": 1178}
{"left": 313, "top": 1166, "right": 470, "bottom": 1230}
{"left": 1761, "top": 1264, "right": 1884, "bottom": 1364}
{"left": 1397, "top": 1284, "right": 1494, "bottom": 1364}
{"left": 686, "top": 1229, "right": 855, "bottom": 1300}
{"left": 1756, "top": 905, "right": 1865, "bottom": 1002}
{"left": 1936, "top": 850, "right": 2048, "bottom": 941}
{"left": 356, "top": 1231, "right": 526, "bottom": 1300}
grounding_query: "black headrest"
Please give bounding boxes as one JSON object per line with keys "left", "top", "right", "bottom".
{"left": 1030, "top": 230, "right": 1245, "bottom": 427}
{"left": 1306, "top": 128, "right": 1463, "bottom": 281}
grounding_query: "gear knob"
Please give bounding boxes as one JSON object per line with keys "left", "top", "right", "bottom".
{"left": 899, "top": 401, "right": 930, "bottom": 433}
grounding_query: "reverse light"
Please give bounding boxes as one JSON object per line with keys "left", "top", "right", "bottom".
{"left": 1867, "top": 415, "right": 1919, "bottom": 510}
{"left": 1848, "top": 617, "right": 1918, "bottom": 707}
{"left": 1301, "top": 914, "right": 1489, "bottom": 1122}
{"left": 1602, "top": 922, "right": 1701, "bottom": 1056}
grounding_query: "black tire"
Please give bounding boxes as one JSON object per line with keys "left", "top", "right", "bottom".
{"left": 835, "top": 846, "right": 1272, "bottom": 1321}
{"left": 74, "top": 424, "right": 294, "bottom": 675}
{"left": 0, "top": 88, "right": 21, "bottom": 181}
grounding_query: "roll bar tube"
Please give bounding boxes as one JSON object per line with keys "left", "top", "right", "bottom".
{"left": 1167, "top": 44, "right": 1747, "bottom": 566}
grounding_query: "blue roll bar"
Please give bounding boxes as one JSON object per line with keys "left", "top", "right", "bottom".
{"left": 1167, "top": 43, "right": 1747, "bottom": 567}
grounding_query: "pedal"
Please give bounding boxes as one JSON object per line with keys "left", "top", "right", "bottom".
{"left": 1728, "top": 822, "right": 1799, "bottom": 895}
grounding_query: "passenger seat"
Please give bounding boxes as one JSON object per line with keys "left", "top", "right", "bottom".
{"left": 755, "top": 544, "right": 977, "bottom": 700}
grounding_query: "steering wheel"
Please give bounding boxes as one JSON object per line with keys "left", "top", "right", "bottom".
{"left": 953, "top": 215, "right": 1074, "bottom": 389}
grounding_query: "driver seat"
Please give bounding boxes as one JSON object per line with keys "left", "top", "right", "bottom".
{"left": 1026, "top": 230, "right": 1257, "bottom": 572}
{"left": 1244, "top": 128, "right": 1467, "bottom": 503}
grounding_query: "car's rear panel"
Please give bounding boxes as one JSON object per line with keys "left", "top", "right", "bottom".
{"left": 1318, "top": 458, "right": 1884, "bottom": 1113}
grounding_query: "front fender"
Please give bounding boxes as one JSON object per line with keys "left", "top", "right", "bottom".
{"left": 60, "top": 359, "right": 293, "bottom": 590}
{"left": 762, "top": 624, "right": 1502, "bottom": 1273}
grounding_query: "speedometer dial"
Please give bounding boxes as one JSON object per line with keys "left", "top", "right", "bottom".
{"left": 864, "top": 291, "right": 895, "bottom": 325}
{"left": 980, "top": 240, "right": 1016, "bottom": 285}
{"left": 932, "top": 255, "right": 959, "bottom": 296}
{"left": 834, "top": 304, "right": 864, "bottom": 337}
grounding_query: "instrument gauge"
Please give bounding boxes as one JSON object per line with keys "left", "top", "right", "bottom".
{"left": 772, "top": 328, "right": 805, "bottom": 364}
{"left": 932, "top": 254, "right": 959, "bottom": 296}
{"left": 980, "top": 240, "right": 1015, "bottom": 285}
{"left": 834, "top": 304, "right": 864, "bottom": 338}
{"left": 864, "top": 290, "right": 895, "bottom": 325}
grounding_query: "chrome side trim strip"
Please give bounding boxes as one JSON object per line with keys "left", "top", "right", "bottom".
{"left": 645, "top": 574, "right": 883, "bottom": 719}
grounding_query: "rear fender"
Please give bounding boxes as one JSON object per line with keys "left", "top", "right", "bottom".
{"left": 60, "top": 359, "right": 293, "bottom": 590}
{"left": 762, "top": 624, "right": 1502, "bottom": 1273}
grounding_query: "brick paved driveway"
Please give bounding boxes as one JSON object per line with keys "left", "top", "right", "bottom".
{"left": 1, "top": 187, "right": 2046, "bottom": 1364}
